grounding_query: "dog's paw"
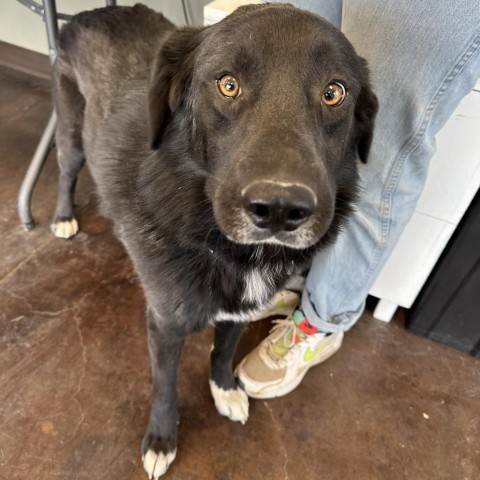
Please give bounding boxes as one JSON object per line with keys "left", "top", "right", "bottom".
{"left": 209, "top": 379, "right": 249, "bottom": 424}
{"left": 141, "top": 430, "right": 177, "bottom": 479}
{"left": 142, "top": 448, "right": 176, "bottom": 479}
{"left": 51, "top": 217, "right": 79, "bottom": 239}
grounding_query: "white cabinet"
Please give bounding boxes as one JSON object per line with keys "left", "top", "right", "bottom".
{"left": 204, "top": 0, "right": 261, "bottom": 25}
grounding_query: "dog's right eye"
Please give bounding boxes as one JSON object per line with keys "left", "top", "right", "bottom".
{"left": 322, "top": 82, "right": 346, "bottom": 107}
{"left": 216, "top": 75, "right": 241, "bottom": 98}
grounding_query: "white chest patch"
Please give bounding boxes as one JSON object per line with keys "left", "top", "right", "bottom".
{"left": 212, "top": 307, "right": 263, "bottom": 323}
{"left": 211, "top": 268, "right": 277, "bottom": 324}
{"left": 242, "top": 269, "right": 272, "bottom": 305}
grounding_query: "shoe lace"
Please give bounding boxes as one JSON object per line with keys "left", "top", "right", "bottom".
{"left": 267, "top": 319, "right": 308, "bottom": 362}
{"left": 269, "top": 319, "right": 297, "bottom": 344}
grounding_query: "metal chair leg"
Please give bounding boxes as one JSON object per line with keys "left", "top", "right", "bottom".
{"left": 18, "top": 110, "right": 57, "bottom": 230}
{"left": 17, "top": 0, "right": 59, "bottom": 230}
{"left": 17, "top": 0, "right": 115, "bottom": 230}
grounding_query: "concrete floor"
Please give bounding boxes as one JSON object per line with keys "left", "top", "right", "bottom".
{"left": 1, "top": 65, "right": 479, "bottom": 480}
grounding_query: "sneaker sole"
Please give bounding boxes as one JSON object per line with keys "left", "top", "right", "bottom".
{"left": 236, "top": 333, "right": 344, "bottom": 400}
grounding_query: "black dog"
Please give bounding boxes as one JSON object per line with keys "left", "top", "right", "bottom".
{"left": 51, "top": 3, "right": 377, "bottom": 478}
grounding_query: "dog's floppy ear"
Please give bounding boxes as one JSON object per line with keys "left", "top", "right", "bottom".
{"left": 148, "top": 27, "right": 203, "bottom": 149}
{"left": 354, "top": 82, "right": 378, "bottom": 163}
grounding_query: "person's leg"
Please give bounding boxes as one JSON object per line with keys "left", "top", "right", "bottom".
{"left": 303, "top": 0, "right": 480, "bottom": 332}
{"left": 237, "top": 0, "right": 480, "bottom": 398}
{"left": 276, "top": 0, "right": 343, "bottom": 27}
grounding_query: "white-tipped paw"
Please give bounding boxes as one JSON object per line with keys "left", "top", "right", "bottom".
{"left": 51, "top": 218, "right": 79, "bottom": 239}
{"left": 142, "top": 448, "right": 176, "bottom": 479}
{"left": 209, "top": 379, "right": 249, "bottom": 424}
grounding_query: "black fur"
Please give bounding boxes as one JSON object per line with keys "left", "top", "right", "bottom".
{"left": 51, "top": 3, "right": 377, "bottom": 475}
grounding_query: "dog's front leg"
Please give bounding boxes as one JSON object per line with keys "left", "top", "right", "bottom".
{"left": 142, "top": 307, "right": 185, "bottom": 479}
{"left": 210, "top": 321, "right": 249, "bottom": 424}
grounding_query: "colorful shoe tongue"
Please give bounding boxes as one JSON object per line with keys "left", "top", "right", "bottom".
{"left": 293, "top": 309, "right": 319, "bottom": 337}
{"left": 270, "top": 309, "right": 318, "bottom": 358}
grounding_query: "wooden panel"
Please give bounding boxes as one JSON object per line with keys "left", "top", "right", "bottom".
{"left": 0, "top": 40, "right": 50, "bottom": 79}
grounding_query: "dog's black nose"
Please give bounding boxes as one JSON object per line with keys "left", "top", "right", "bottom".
{"left": 242, "top": 182, "right": 316, "bottom": 232}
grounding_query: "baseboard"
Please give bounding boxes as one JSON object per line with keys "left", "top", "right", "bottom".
{"left": 0, "top": 41, "right": 50, "bottom": 79}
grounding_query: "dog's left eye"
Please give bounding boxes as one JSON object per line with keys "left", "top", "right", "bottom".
{"left": 322, "top": 82, "right": 346, "bottom": 106}
{"left": 216, "top": 75, "right": 241, "bottom": 98}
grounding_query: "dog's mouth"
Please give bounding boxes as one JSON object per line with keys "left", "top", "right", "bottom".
{"left": 217, "top": 206, "right": 332, "bottom": 250}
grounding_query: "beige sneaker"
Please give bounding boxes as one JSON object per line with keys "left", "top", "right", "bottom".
{"left": 236, "top": 303, "right": 343, "bottom": 399}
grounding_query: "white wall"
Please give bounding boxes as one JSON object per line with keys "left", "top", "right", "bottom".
{"left": 0, "top": 1, "right": 208, "bottom": 55}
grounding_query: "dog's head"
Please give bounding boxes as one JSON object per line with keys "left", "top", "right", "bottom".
{"left": 148, "top": 4, "right": 378, "bottom": 250}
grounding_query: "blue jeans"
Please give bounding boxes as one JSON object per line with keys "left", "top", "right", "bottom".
{"left": 271, "top": 0, "right": 480, "bottom": 332}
